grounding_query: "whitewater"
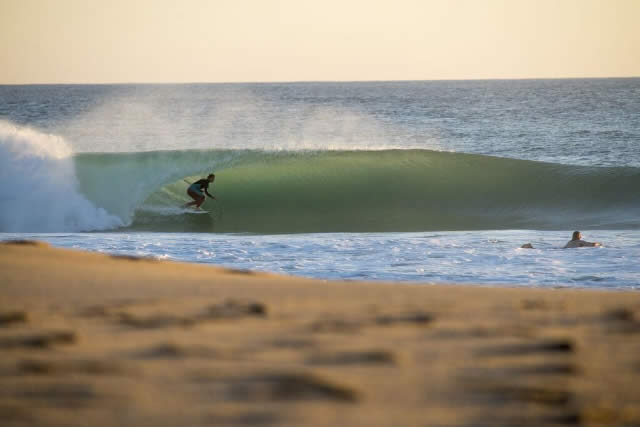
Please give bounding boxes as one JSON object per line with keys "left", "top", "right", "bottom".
{"left": 1, "top": 79, "right": 639, "bottom": 288}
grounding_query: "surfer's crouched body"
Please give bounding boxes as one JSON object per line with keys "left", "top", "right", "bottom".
{"left": 564, "top": 231, "right": 601, "bottom": 248}
{"left": 184, "top": 174, "right": 216, "bottom": 209}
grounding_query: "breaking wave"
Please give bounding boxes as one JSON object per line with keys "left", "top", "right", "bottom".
{"left": 2, "top": 122, "right": 639, "bottom": 233}
{"left": 0, "top": 122, "right": 122, "bottom": 232}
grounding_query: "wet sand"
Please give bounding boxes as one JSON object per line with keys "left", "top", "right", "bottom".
{"left": 1, "top": 240, "right": 640, "bottom": 426}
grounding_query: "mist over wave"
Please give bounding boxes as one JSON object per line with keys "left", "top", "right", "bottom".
{"left": 56, "top": 85, "right": 429, "bottom": 153}
{"left": 0, "top": 122, "right": 122, "bottom": 232}
{"left": 4, "top": 81, "right": 638, "bottom": 168}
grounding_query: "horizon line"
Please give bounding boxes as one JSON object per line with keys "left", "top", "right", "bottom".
{"left": 1, "top": 75, "right": 639, "bottom": 86}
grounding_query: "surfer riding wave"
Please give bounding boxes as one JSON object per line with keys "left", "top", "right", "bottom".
{"left": 183, "top": 173, "right": 216, "bottom": 209}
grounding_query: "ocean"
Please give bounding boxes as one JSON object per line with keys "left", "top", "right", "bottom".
{"left": 1, "top": 79, "right": 639, "bottom": 289}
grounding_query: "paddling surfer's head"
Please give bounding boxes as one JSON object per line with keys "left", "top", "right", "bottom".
{"left": 572, "top": 231, "right": 581, "bottom": 240}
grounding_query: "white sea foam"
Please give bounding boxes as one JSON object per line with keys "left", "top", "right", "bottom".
{"left": 2, "top": 230, "right": 639, "bottom": 289}
{"left": 0, "top": 121, "right": 123, "bottom": 232}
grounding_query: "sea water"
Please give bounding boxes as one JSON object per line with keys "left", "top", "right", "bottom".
{"left": 1, "top": 80, "right": 639, "bottom": 289}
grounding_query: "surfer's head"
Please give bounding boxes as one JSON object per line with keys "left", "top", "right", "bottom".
{"left": 207, "top": 173, "right": 215, "bottom": 182}
{"left": 572, "top": 231, "right": 581, "bottom": 240}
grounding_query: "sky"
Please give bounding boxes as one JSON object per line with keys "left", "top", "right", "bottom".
{"left": 1, "top": 0, "right": 639, "bottom": 84}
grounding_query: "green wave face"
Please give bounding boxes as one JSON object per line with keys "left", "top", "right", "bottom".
{"left": 99, "top": 149, "right": 640, "bottom": 233}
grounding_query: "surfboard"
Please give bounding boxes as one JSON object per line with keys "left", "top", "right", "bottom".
{"left": 181, "top": 208, "right": 208, "bottom": 214}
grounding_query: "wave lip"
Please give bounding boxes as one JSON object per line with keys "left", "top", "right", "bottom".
{"left": 0, "top": 121, "right": 122, "bottom": 232}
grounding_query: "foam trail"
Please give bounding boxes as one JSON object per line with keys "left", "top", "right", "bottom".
{"left": 0, "top": 121, "right": 122, "bottom": 232}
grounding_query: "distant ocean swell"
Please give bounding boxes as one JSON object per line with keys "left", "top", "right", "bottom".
{"left": 2, "top": 122, "right": 639, "bottom": 233}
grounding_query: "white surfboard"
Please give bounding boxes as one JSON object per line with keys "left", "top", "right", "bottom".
{"left": 180, "top": 208, "right": 208, "bottom": 214}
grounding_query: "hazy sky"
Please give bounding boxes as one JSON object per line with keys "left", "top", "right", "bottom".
{"left": 1, "top": 0, "right": 639, "bottom": 83}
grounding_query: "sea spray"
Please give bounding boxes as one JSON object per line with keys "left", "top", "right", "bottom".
{"left": 0, "top": 121, "right": 122, "bottom": 232}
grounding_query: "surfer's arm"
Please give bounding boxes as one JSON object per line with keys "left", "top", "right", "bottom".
{"left": 205, "top": 189, "right": 216, "bottom": 199}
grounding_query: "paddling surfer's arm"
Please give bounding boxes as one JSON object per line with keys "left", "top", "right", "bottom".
{"left": 563, "top": 231, "right": 602, "bottom": 248}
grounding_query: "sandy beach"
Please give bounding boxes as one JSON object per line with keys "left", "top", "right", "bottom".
{"left": 1, "top": 240, "right": 640, "bottom": 426}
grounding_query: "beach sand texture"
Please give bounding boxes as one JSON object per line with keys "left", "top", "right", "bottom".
{"left": 2, "top": 241, "right": 640, "bottom": 426}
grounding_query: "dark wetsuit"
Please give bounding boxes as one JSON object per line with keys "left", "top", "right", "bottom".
{"left": 188, "top": 179, "right": 210, "bottom": 197}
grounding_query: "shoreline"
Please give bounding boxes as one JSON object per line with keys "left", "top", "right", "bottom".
{"left": 3, "top": 230, "right": 637, "bottom": 290}
{"left": 2, "top": 241, "right": 640, "bottom": 426}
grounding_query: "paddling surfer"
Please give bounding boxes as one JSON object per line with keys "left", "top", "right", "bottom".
{"left": 563, "top": 231, "right": 601, "bottom": 248}
{"left": 183, "top": 174, "right": 216, "bottom": 209}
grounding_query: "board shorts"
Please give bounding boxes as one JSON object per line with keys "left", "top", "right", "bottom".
{"left": 188, "top": 184, "right": 204, "bottom": 197}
